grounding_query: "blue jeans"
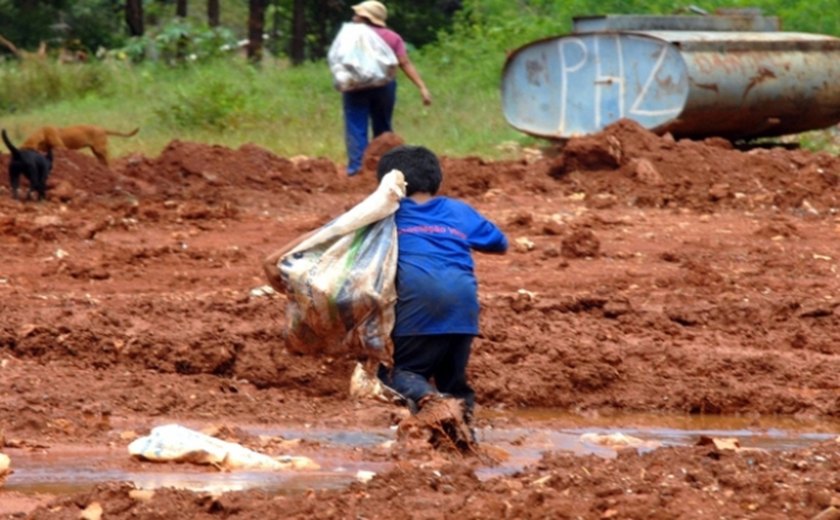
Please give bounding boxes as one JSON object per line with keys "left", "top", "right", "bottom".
{"left": 381, "top": 334, "right": 476, "bottom": 416}
{"left": 342, "top": 81, "right": 397, "bottom": 175}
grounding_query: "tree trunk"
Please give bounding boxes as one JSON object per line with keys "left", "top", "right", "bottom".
{"left": 268, "top": 0, "right": 281, "bottom": 56}
{"left": 247, "top": 0, "right": 267, "bottom": 63}
{"left": 290, "top": 0, "right": 305, "bottom": 64}
{"left": 125, "top": 0, "right": 144, "bottom": 37}
{"left": 311, "top": 0, "right": 335, "bottom": 60}
{"left": 208, "top": 0, "right": 220, "bottom": 27}
{"left": 175, "top": 0, "right": 188, "bottom": 61}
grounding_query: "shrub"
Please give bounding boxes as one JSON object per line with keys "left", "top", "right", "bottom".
{"left": 155, "top": 74, "right": 249, "bottom": 130}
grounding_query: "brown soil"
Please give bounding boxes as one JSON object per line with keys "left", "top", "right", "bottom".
{"left": 1, "top": 119, "right": 839, "bottom": 518}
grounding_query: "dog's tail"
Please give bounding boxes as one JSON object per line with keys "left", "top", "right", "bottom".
{"left": 1, "top": 129, "right": 21, "bottom": 158}
{"left": 105, "top": 127, "right": 140, "bottom": 138}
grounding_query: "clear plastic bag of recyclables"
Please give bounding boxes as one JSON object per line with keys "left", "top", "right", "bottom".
{"left": 276, "top": 170, "right": 406, "bottom": 364}
{"left": 328, "top": 22, "right": 398, "bottom": 92}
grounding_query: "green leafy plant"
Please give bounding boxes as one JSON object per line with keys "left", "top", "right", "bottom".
{"left": 117, "top": 18, "right": 239, "bottom": 65}
{"left": 0, "top": 59, "right": 114, "bottom": 114}
{"left": 155, "top": 75, "right": 248, "bottom": 130}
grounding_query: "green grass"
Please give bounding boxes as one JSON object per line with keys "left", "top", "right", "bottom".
{"left": 0, "top": 53, "right": 531, "bottom": 164}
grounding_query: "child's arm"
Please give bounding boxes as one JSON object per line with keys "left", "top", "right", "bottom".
{"left": 465, "top": 212, "right": 508, "bottom": 254}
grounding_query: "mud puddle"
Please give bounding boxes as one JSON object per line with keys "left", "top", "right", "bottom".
{"left": 4, "top": 415, "right": 837, "bottom": 495}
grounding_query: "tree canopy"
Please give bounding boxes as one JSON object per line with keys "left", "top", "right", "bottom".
{"left": 0, "top": 0, "right": 463, "bottom": 60}
{"left": 1, "top": 0, "right": 839, "bottom": 63}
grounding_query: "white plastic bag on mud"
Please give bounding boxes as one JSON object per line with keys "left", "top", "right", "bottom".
{"left": 128, "top": 424, "right": 318, "bottom": 471}
{"left": 328, "top": 22, "right": 398, "bottom": 92}
{"left": 275, "top": 170, "right": 405, "bottom": 362}
{"left": 350, "top": 361, "right": 395, "bottom": 401}
{"left": 0, "top": 452, "right": 10, "bottom": 485}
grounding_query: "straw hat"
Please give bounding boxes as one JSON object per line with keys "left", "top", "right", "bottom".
{"left": 352, "top": 1, "right": 388, "bottom": 27}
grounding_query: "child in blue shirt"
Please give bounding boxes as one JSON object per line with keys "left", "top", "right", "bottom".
{"left": 377, "top": 145, "right": 508, "bottom": 426}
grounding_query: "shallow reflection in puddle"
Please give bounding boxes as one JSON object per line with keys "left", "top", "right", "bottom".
{"left": 5, "top": 412, "right": 837, "bottom": 494}
{"left": 476, "top": 409, "right": 839, "bottom": 479}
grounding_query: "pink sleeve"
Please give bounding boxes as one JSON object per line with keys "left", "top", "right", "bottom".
{"left": 372, "top": 27, "right": 407, "bottom": 59}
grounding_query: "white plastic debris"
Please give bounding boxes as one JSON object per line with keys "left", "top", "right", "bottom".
{"left": 80, "top": 502, "right": 103, "bottom": 520}
{"left": 128, "top": 424, "right": 319, "bottom": 471}
{"left": 349, "top": 362, "right": 388, "bottom": 400}
{"left": 579, "top": 432, "right": 660, "bottom": 451}
{"left": 0, "top": 453, "right": 11, "bottom": 485}
{"left": 514, "top": 237, "right": 535, "bottom": 252}
{"left": 249, "top": 285, "right": 277, "bottom": 298}
{"left": 355, "top": 470, "right": 376, "bottom": 483}
{"left": 517, "top": 288, "right": 537, "bottom": 301}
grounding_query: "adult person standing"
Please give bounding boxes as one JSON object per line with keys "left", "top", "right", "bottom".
{"left": 338, "top": 1, "right": 432, "bottom": 176}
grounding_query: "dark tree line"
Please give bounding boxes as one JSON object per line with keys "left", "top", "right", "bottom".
{"left": 0, "top": 0, "right": 462, "bottom": 63}
{"left": 251, "top": 0, "right": 463, "bottom": 63}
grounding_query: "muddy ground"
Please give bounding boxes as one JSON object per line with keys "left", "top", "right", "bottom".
{"left": 1, "top": 120, "right": 838, "bottom": 518}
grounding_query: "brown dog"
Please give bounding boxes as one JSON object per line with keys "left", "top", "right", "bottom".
{"left": 23, "top": 124, "right": 139, "bottom": 165}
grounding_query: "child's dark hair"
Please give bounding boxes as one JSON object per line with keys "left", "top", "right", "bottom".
{"left": 376, "top": 145, "right": 442, "bottom": 196}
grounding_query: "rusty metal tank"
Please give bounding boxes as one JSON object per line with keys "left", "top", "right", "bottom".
{"left": 501, "top": 14, "right": 840, "bottom": 140}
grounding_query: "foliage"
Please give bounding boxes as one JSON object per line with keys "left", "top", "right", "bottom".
{"left": 153, "top": 63, "right": 252, "bottom": 130}
{"left": 57, "top": 0, "right": 126, "bottom": 52}
{"left": 2, "top": 0, "right": 840, "bottom": 162}
{"left": 442, "top": 0, "right": 840, "bottom": 43}
{"left": 0, "top": 59, "right": 114, "bottom": 114}
{"left": 796, "top": 128, "right": 840, "bottom": 155}
{"left": 379, "top": 0, "right": 463, "bottom": 50}
{"left": 259, "top": 0, "right": 462, "bottom": 61}
{"left": 4, "top": 0, "right": 840, "bottom": 63}
{"left": 145, "top": 0, "right": 250, "bottom": 34}
{"left": 118, "top": 18, "right": 238, "bottom": 64}
{"left": 0, "top": 0, "right": 126, "bottom": 54}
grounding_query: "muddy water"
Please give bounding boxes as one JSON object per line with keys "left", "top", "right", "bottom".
{"left": 5, "top": 413, "right": 838, "bottom": 496}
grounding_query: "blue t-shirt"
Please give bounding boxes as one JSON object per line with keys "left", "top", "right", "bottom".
{"left": 392, "top": 196, "right": 508, "bottom": 336}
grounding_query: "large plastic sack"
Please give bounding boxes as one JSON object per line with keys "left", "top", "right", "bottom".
{"left": 328, "top": 22, "right": 398, "bottom": 92}
{"left": 276, "top": 170, "right": 406, "bottom": 362}
{"left": 128, "top": 424, "right": 319, "bottom": 471}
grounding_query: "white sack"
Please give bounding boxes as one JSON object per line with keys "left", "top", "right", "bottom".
{"left": 328, "top": 22, "right": 398, "bottom": 92}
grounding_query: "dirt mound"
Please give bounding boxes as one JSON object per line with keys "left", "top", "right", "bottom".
{"left": 0, "top": 148, "right": 123, "bottom": 201}
{"left": 50, "top": 149, "right": 123, "bottom": 195}
{"left": 112, "top": 140, "right": 354, "bottom": 200}
{"left": 3, "top": 126, "right": 838, "bottom": 215}
{"left": 362, "top": 131, "right": 405, "bottom": 174}
{"left": 548, "top": 119, "right": 840, "bottom": 213}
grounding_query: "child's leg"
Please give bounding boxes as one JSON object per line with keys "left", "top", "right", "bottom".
{"left": 433, "top": 334, "right": 476, "bottom": 418}
{"left": 389, "top": 335, "right": 440, "bottom": 409}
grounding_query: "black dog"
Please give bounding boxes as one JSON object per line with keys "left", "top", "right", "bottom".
{"left": 2, "top": 128, "right": 53, "bottom": 201}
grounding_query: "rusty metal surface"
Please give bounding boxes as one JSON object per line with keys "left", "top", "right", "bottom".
{"left": 501, "top": 29, "right": 840, "bottom": 140}
{"left": 652, "top": 31, "right": 840, "bottom": 138}
{"left": 573, "top": 14, "right": 780, "bottom": 33}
